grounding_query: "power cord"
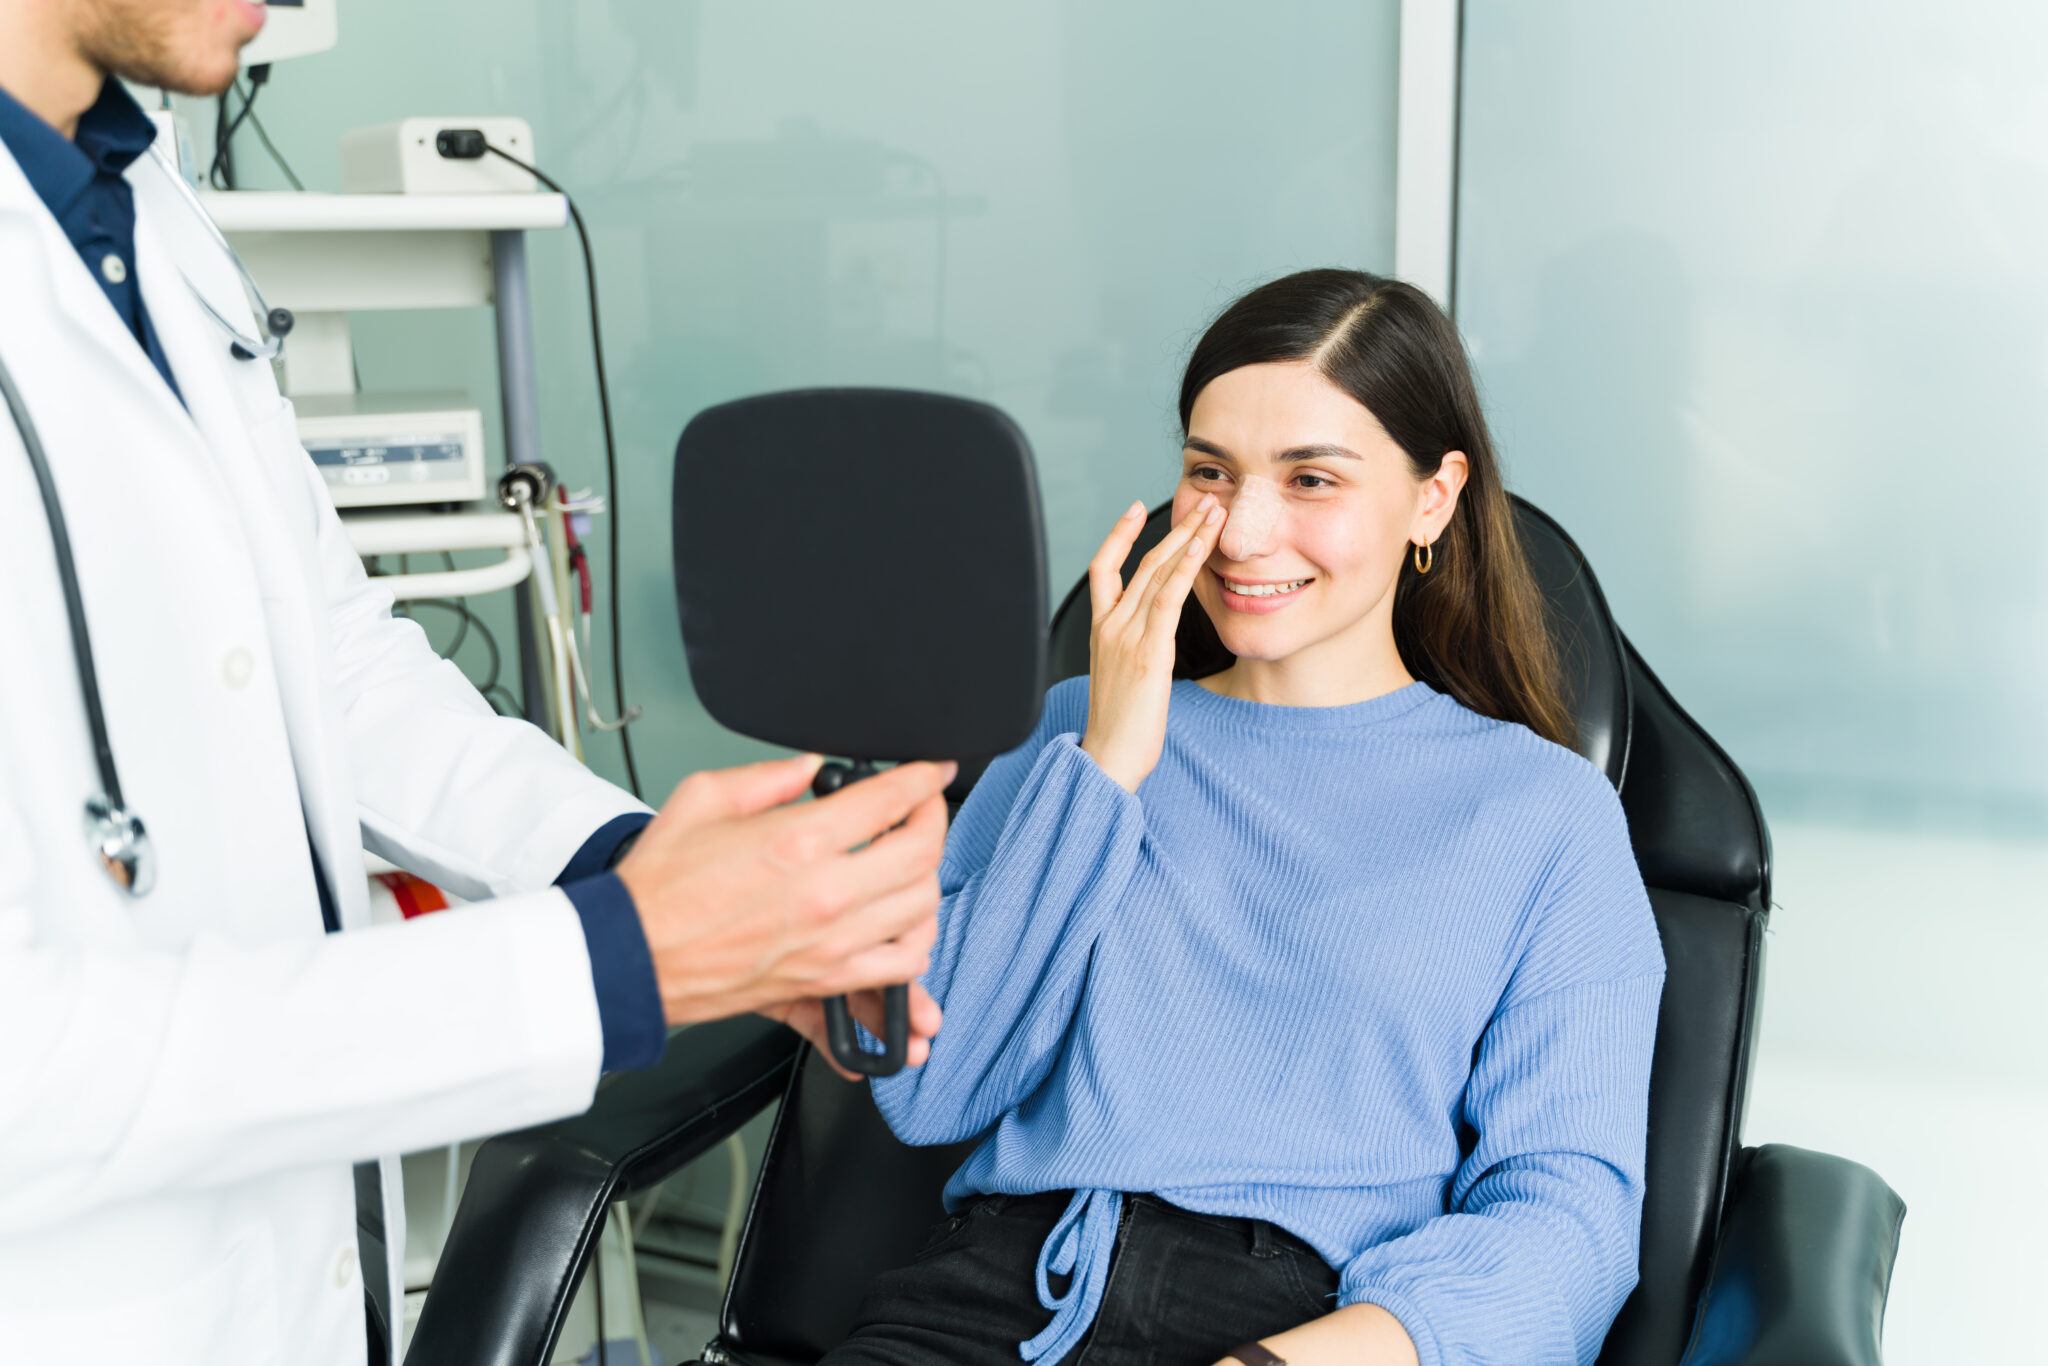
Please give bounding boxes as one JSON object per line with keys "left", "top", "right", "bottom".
{"left": 466, "top": 136, "right": 642, "bottom": 799}
{"left": 243, "top": 89, "right": 304, "bottom": 190}
{"left": 378, "top": 551, "right": 516, "bottom": 713}
{"left": 208, "top": 64, "right": 302, "bottom": 190}
{"left": 208, "top": 89, "right": 244, "bottom": 189}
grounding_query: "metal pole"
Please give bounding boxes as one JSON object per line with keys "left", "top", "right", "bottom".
{"left": 491, "top": 228, "right": 552, "bottom": 732}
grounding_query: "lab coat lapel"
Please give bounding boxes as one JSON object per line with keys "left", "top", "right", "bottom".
{"left": 0, "top": 145, "right": 197, "bottom": 439}
{"left": 128, "top": 169, "right": 372, "bottom": 934}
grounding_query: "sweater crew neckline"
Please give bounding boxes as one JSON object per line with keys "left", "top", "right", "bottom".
{"left": 1173, "top": 677, "right": 1439, "bottom": 731}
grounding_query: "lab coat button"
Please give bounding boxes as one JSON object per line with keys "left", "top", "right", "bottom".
{"left": 333, "top": 1246, "right": 356, "bottom": 1288}
{"left": 99, "top": 253, "right": 127, "bottom": 285}
{"left": 221, "top": 647, "right": 253, "bottom": 690}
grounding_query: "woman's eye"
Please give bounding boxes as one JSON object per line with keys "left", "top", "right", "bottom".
{"left": 1190, "top": 466, "right": 1227, "bottom": 483}
{"left": 1294, "top": 472, "right": 1332, "bottom": 489}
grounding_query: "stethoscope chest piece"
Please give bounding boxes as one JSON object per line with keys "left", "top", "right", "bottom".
{"left": 85, "top": 795, "right": 156, "bottom": 897}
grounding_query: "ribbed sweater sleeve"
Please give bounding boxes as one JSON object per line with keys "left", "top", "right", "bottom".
{"left": 874, "top": 684, "right": 1144, "bottom": 1144}
{"left": 1338, "top": 770, "right": 1663, "bottom": 1366}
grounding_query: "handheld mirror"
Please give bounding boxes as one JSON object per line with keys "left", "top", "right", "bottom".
{"left": 673, "top": 387, "right": 1049, "bottom": 1075}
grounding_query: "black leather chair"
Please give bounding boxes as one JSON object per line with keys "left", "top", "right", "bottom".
{"left": 408, "top": 501, "right": 1904, "bottom": 1366}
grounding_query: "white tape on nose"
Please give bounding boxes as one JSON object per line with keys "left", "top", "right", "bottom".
{"left": 1219, "top": 476, "right": 1282, "bottom": 558}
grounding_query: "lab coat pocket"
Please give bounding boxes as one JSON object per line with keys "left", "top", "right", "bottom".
{"left": 0, "top": 1226, "right": 281, "bottom": 1366}
{"left": 245, "top": 393, "right": 323, "bottom": 541}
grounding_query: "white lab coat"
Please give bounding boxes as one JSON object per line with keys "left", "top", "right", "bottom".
{"left": 0, "top": 139, "right": 650, "bottom": 1364}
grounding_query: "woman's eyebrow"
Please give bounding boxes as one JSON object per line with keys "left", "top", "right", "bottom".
{"left": 1183, "top": 437, "right": 1362, "bottom": 463}
{"left": 1276, "top": 443, "right": 1362, "bottom": 462}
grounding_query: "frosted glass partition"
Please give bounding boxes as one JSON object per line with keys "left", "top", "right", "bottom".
{"left": 1458, "top": 1, "right": 2048, "bottom": 834}
{"left": 232, "top": 0, "right": 1401, "bottom": 786}
{"left": 1457, "top": 5, "right": 2048, "bottom": 1361}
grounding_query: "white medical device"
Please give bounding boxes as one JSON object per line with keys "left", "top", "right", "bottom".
{"left": 339, "top": 119, "right": 538, "bottom": 195}
{"left": 240, "top": 0, "right": 339, "bottom": 67}
{"left": 296, "top": 392, "right": 488, "bottom": 508}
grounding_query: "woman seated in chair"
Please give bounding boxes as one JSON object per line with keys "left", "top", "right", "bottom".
{"left": 827, "top": 269, "right": 1665, "bottom": 1366}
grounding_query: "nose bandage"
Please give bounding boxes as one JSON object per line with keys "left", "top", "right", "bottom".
{"left": 1218, "top": 475, "right": 1282, "bottom": 559}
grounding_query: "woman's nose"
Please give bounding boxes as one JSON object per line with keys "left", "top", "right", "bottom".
{"left": 1216, "top": 476, "right": 1282, "bottom": 560}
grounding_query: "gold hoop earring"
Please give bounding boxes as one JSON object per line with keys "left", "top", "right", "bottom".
{"left": 1413, "top": 539, "right": 1433, "bottom": 575}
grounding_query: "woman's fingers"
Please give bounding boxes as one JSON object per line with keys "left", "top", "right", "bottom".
{"left": 1144, "top": 502, "right": 1222, "bottom": 630}
{"left": 1087, "top": 501, "right": 1149, "bottom": 621}
{"left": 1111, "top": 496, "right": 1216, "bottom": 629}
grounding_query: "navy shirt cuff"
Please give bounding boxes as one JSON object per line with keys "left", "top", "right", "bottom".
{"left": 557, "top": 812, "right": 653, "bottom": 885}
{"left": 561, "top": 871, "right": 667, "bottom": 1073}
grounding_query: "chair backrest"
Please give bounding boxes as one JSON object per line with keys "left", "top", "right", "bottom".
{"left": 718, "top": 500, "right": 1770, "bottom": 1366}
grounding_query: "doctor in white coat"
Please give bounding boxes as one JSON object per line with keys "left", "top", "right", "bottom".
{"left": 0, "top": 2, "right": 952, "bottom": 1363}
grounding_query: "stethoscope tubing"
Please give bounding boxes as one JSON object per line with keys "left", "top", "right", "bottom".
{"left": 0, "top": 346, "right": 128, "bottom": 812}
{"left": 0, "top": 158, "right": 280, "bottom": 899}
{"left": 148, "top": 145, "right": 287, "bottom": 361}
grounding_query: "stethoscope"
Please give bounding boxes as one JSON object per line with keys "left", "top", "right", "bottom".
{"left": 0, "top": 150, "right": 293, "bottom": 898}
{"left": 152, "top": 144, "right": 296, "bottom": 361}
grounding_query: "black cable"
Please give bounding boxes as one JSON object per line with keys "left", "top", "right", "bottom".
{"left": 211, "top": 73, "right": 258, "bottom": 190}
{"left": 406, "top": 597, "right": 500, "bottom": 694}
{"left": 483, "top": 143, "right": 642, "bottom": 800}
{"left": 244, "top": 97, "right": 304, "bottom": 190}
{"left": 210, "top": 66, "right": 302, "bottom": 191}
{"left": 404, "top": 596, "right": 472, "bottom": 664}
{"left": 209, "top": 87, "right": 251, "bottom": 190}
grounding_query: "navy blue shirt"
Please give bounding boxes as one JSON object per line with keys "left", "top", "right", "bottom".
{"left": 556, "top": 814, "right": 666, "bottom": 1072}
{"left": 0, "top": 79, "right": 181, "bottom": 400}
{"left": 1, "top": 77, "right": 666, "bottom": 1074}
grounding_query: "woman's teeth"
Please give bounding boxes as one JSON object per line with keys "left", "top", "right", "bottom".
{"left": 1227, "top": 579, "right": 1309, "bottom": 598}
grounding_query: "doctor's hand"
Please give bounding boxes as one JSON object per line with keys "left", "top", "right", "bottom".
{"left": 615, "top": 753, "right": 952, "bottom": 1032}
{"left": 1081, "top": 496, "right": 1223, "bottom": 793}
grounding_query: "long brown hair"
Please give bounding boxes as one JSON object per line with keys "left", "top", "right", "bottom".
{"left": 1173, "top": 268, "right": 1575, "bottom": 748}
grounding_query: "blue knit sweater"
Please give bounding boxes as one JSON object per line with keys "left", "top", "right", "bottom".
{"left": 872, "top": 677, "right": 1664, "bottom": 1366}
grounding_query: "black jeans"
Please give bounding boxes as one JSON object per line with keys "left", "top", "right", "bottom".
{"left": 820, "top": 1191, "right": 1340, "bottom": 1366}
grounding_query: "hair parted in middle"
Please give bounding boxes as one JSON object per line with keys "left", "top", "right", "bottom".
{"left": 1170, "top": 267, "right": 1575, "bottom": 749}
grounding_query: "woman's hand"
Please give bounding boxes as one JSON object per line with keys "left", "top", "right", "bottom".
{"left": 1209, "top": 1304, "right": 1418, "bottom": 1366}
{"left": 760, "top": 983, "right": 944, "bottom": 1081}
{"left": 1080, "top": 495, "right": 1223, "bottom": 793}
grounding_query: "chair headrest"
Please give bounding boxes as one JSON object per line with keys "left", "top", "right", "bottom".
{"left": 1510, "top": 498, "right": 1632, "bottom": 788}
{"left": 1509, "top": 498, "right": 1769, "bottom": 911}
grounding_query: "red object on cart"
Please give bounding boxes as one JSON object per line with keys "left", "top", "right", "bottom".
{"left": 373, "top": 870, "right": 450, "bottom": 919}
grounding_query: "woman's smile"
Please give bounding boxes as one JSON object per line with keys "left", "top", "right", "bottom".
{"left": 1214, "top": 571, "right": 1314, "bottom": 613}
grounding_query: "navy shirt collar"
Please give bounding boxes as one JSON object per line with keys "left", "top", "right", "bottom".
{"left": 0, "top": 77, "right": 156, "bottom": 219}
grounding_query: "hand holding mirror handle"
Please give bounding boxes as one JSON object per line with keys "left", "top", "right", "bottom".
{"left": 812, "top": 758, "right": 912, "bottom": 1077}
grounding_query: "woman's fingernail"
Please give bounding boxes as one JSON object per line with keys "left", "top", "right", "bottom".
{"left": 1124, "top": 501, "right": 1145, "bottom": 519}
{"left": 1205, "top": 505, "right": 1223, "bottom": 525}
{"left": 1186, "top": 536, "right": 1205, "bottom": 557}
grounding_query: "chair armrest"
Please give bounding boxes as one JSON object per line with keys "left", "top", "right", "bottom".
{"left": 404, "top": 1014, "right": 802, "bottom": 1366}
{"left": 1681, "top": 1144, "right": 1906, "bottom": 1366}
